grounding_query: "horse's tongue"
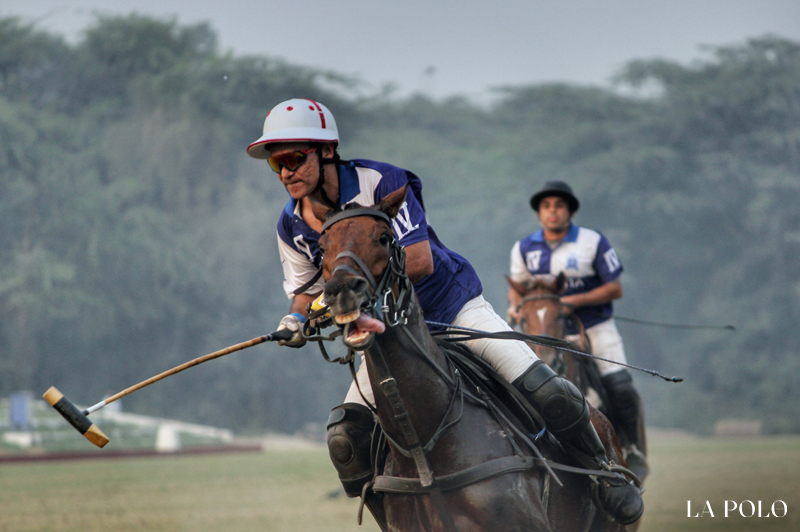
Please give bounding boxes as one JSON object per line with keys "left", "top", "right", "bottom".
{"left": 355, "top": 313, "right": 385, "bottom": 334}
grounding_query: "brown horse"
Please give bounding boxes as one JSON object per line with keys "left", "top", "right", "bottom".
{"left": 316, "top": 186, "right": 627, "bottom": 532}
{"left": 507, "top": 273, "right": 645, "bottom": 530}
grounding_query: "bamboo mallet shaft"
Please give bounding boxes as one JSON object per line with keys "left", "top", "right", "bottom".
{"left": 87, "top": 334, "right": 277, "bottom": 413}
{"left": 44, "top": 330, "right": 292, "bottom": 448}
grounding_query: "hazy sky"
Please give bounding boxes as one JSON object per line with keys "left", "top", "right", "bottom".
{"left": 4, "top": 0, "right": 800, "bottom": 99}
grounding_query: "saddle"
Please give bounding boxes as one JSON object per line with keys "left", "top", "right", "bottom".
{"left": 433, "top": 337, "right": 549, "bottom": 441}
{"left": 368, "top": 337, "right": 562, "bottom": 498}
{"left": 368, "top": 337, "right": 629, "bottom": 497}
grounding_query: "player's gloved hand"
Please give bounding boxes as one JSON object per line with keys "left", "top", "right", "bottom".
{"left": 277, "top": 313, "right": 307, "bottom": 348}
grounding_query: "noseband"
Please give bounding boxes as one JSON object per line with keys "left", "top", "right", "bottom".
{"left": 321, "top": 207, "right": 412, "bottom": 327}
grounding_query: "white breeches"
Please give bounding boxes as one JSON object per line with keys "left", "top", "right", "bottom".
{"left": 344, "top": 295, "right": 540, "bottom": 407}
{"left": 566, "top": 318, "right": 627, "bottom": 377}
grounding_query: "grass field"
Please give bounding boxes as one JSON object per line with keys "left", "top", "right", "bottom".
{"left": 1, "top": 432, "right": 798, "bottom": 532}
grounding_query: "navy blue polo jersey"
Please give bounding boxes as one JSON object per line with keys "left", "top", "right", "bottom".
{"left": 277, "top": 159, "right": 482, "bottom": 326}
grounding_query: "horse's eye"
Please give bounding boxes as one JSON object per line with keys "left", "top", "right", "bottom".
{"left": 379, "top": 234, "right": 391, "bottom": 247}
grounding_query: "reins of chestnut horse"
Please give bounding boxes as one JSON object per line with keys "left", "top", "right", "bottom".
{"left": 518, "top": 294, "right": 736, "bottom": 332}
{"left": 574, "top": 309, "right": 737, "bottom": 331}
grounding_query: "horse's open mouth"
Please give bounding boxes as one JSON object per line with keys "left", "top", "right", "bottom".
{"left": 334, "top": 310, "right": 385, "bottom": 348}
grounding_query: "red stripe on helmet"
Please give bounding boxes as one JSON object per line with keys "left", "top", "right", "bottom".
{"left": 306, "top": 99, "right": 326, "bottom": 129}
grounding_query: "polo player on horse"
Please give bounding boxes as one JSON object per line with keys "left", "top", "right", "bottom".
{"left": 247, "top": 100, "right": 644, "bottom": 526}
{"left": 508, "top": 180, "right": 649, "bottom": 481}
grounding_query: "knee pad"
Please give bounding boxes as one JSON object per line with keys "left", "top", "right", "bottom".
{"left": 327, "top": 403, "right": 376, "bottom": 497}
{"left": 513, "top": 360, "right": 590, "bottom": 439}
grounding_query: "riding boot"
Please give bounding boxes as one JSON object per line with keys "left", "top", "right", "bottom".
{"left": 601, "top": 370, "right": 649, "bottom": 482}
{"left": 327, "top": 403, "right": 388, "bottom": 532}
{"left": 513, "top": 361, "right": 644, "bottom": 525}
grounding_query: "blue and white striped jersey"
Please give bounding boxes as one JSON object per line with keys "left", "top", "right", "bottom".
{"left": 277, "top": 159, "right": 482, "bottom": 326}
{"left": 510, "top": 224, "right": 622, "bottom": 329}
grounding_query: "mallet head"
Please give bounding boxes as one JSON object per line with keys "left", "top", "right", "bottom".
{"left": 43, "top": 387, "right": 109, "bottom": 448}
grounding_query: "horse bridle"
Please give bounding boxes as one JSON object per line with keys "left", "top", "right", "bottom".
{"left": 320, "top": 207, "right": 460, "bottom": 443}
{"left": 321, "top": 207, "right": 413, "bottom": 328}
{"left": 320, "top": 206, "right": 470, "bottom": 531}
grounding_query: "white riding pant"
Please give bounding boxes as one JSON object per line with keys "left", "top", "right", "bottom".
{"left": 566, "top": 318, "right": 627, "bottom": 377}
{"left": 344, "top": 295, "right": 540, "bottom": 407}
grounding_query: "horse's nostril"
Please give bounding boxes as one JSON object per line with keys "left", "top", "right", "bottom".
{"left": 324, "top": 278, "right": 345, "bottom": 295}
{"left": 323, "top": 276, "right": 368, "bottom": 304}
{"left": 347, "top": 277, "right": 368, "bottom": 293}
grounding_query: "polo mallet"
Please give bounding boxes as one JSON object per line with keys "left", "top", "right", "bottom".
{"left": 44, "top": 329, "right": 293, "bottom": 448}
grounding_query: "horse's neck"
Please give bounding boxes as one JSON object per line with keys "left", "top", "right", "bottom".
{"left": 366, "top": 293, "right": 454, "bottom": 452}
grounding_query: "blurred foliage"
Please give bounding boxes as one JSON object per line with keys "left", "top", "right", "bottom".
{"left": 1, "top": 15, "right": 797, "bottom": 434}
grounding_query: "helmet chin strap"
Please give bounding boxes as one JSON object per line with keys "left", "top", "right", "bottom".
{"left": 313, "top": 145, "right": 338, "bottom": 208}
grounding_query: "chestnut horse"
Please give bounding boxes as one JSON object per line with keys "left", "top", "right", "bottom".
{"left": 316, "top": 187, "right": 626, "bottom": 532}
{"left": 507, "top": 273, "right": 645, "bottom": 530}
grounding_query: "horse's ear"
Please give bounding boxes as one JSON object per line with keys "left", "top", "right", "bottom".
{"left": 505, "top": 275, "right": 528, "bottom": 297}
{"left": 377, "top": 184, "right": 408, "bottom": 219}
{"left": 310, "top": 198, "right": 333, "bottom": 223}
{"left": 555, "top": 271, "right": 567, "bottom": 292}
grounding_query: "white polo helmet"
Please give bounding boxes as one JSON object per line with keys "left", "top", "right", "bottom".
{"left": 247, "top": 98, "right": 339, "bottom": 159}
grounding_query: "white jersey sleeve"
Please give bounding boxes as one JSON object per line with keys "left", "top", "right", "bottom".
{"left": 510, "top": 241, "right": 532, "bottom": 283}
{"left": 277, "top": 232, "right": 324, "bottom": 298}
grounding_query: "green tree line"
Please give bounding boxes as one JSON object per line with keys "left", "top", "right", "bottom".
{"left": 1, "top": 15, "right": 797, "bottom": 434}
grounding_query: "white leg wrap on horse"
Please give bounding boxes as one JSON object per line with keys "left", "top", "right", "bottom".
{"left": 451, "top": 295, "right": 541, "bottom": 383}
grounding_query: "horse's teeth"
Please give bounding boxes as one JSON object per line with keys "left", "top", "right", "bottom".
{"left": 334, "top": 311, "right": 359, "bottom": 324}
{"left": 348, "top": 329, "right": 371, "bottom": 344}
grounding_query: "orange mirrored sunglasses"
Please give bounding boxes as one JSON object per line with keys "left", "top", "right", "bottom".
{"left": 268, "top": 147, "right": 316, "bottom": 173}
